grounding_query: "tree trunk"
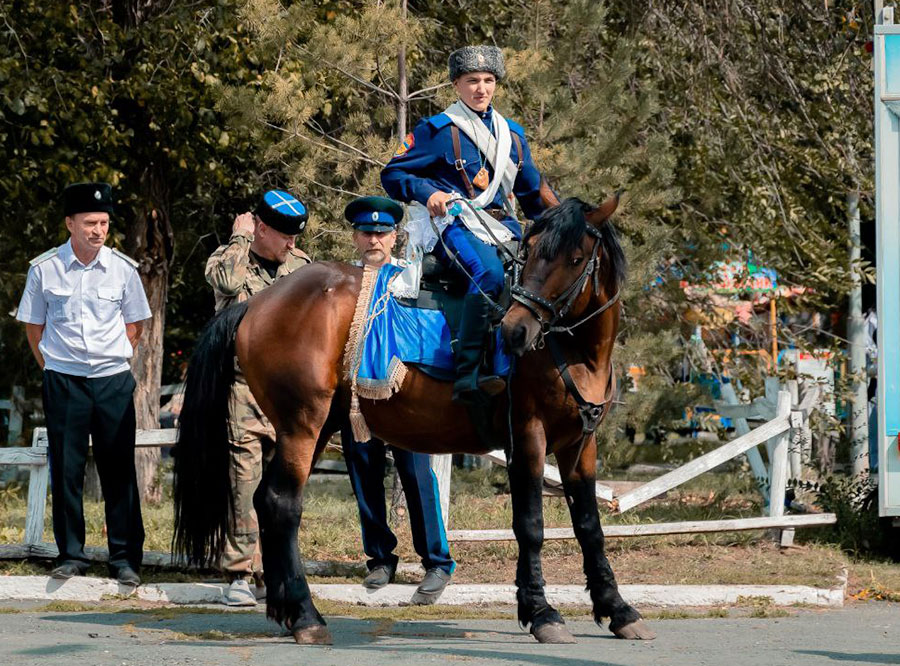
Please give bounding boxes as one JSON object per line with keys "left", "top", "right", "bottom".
{"left": 125, "top": 171, "right": 173, "bottom": 504}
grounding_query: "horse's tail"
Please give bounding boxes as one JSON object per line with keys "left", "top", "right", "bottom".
{"left": 172, "top": 300, "right": 249, "bottom": 568}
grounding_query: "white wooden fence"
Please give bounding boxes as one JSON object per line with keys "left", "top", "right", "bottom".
{"left": 445, "top": 383, "right": 836, "bottom": 543}
{"left": 0, "top": 381, "right": 835, "bottom": 562}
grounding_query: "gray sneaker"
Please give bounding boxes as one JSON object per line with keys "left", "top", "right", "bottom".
{"left": 225, "top": 578, "right": 258, "bottom": 607}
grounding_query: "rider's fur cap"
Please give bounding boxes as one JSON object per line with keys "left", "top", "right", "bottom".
{"left": 448, "top": 45, "right": 505, "bottom": 82}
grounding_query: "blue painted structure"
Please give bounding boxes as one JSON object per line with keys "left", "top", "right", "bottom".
{"left": 875, "top": 10, "right": 900, "bottom": 516}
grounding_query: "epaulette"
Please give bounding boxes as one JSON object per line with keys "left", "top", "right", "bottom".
{"left": 507, "top": 119, "right": 526, "bottom": 138}
{"left": 111, "top": 247, "right": 139, "bottom": 268}
{"left": 29, "top": 248, "right": 58, "bottom": 267}
{"left": 426, "top": 113, "right": 453, "bottom": 130}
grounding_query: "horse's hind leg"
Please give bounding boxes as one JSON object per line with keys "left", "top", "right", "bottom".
{"left": 556, "top": 439, "right": 656, "bottom": 640}
{"left": 255, "top": 420, "right": 332, "bottom": 645}
{"left": 509, "top": 431, "right": 574, "bottom": 644}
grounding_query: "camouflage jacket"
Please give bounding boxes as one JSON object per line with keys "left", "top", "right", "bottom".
{"left": 205, "top": 231, "right": 311, "bottom": 312}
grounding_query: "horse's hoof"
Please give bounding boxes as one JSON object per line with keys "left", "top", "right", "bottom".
{"left": 611, "top": 619, "right": 656, "bottom": 640}
{"left": 532, "top": 622, "right": 577, "bottom": 644}
{"left": 292, "top": 625, "right": 332, "bottom": 645}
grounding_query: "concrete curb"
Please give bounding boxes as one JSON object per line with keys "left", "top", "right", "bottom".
{"left": 0, "top": 576, "right": 844, "bottom": 608}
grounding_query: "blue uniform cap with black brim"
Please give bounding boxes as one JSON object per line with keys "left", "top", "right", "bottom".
{"left": 344, "top": 196, "right": 403, "bottom": 233}
{"left": 63, "top": 182, "right": 115, "bottom": 217}
{"left": 255, "top": 189, "right": 308, "bottom": 235}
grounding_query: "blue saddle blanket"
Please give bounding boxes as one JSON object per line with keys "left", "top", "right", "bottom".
{"left": 352, "top": 263, "right": 510, "bottom": 397}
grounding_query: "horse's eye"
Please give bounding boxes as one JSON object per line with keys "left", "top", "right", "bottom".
{"left": 572, "top": 256, "right": 584, "bottom": 266}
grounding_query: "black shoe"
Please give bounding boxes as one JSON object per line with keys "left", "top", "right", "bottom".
{"left": 453, "top": 294, "right": 504, "bottom": 404}
{"left": 50, "top": 562, "right": 87, "bottom": 580}
{"left": 409, "top": 568, "right": 451, "bottom": 605}
{"left": 114, "top": 566, "right": 141, "bottom": 587}
{"left": 362, "top": 564, "right": 396, "bottom": 590}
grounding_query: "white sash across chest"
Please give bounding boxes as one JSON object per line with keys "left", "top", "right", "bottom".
{"left": 391, "top": 103, "right": 521, "bottom": 298}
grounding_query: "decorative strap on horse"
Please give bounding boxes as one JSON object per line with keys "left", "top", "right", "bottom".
{"left": 546, "top": 334, "right": 615, "bottom": 436}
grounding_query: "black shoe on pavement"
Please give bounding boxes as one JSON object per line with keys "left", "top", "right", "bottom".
{"left": 50, "top": 562, "right": 87, "bottom": 580}
{"left": 362, "top": 565, "right": 396, "bottom": 590}
{"left": 409, "top": 568, "right": 451, "bottom": 605}
{"left": 115, "top": 566, "right": 141, "bottom": 587}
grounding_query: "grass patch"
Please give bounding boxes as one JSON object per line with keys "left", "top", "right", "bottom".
{"left": 38, "top": 601, "right": 102, "bottom": 612}
{"left": 313, "top": 598, "right": 521, "bottom": 621}
{"left": 0, "top": 607, "right": 21, "bottom": 614}
{"left": 0, "top": 465, "right": 879, "bottom": 591}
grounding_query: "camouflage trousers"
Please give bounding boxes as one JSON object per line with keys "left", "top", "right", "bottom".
{"left": 221, "top": 369, "right": 275, "bottom": 580}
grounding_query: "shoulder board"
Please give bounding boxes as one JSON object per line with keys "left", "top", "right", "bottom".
{"left": 426, "top": 113, "right": 453, "bottom": 130}
{"left": 290, "top": 248, "right": 312, "bottom": 264}
{"left": 507, "top": 120, "right": 526, "bottom": 138}
{"left": 111, "top": 247, "right": 139, "bottom": 268}
{"left": 29, "top": 248, "right": 58, "bottom": 267}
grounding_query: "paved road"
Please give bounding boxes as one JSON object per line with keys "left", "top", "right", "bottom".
{"left": 0, "top": 602, "right": 897, "bottom": 666}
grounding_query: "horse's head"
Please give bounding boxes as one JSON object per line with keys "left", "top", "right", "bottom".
{"left": 501, "top": 195, "right": 626, "bottom": 356}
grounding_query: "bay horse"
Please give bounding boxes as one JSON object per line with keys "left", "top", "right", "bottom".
{"left": 172, "top": 196, "right": 656, "bottom": 645}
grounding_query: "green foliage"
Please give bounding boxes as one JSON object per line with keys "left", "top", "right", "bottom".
{"left": 0, "top": 1, "right": 269, "bottom": 391}
{"left": 810, "top": 475, "right": 900, "bottom": 558}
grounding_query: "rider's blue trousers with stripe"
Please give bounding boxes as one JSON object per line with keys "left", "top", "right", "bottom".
{"left": 433, "top": 220, "right": 505, "bottom": 297}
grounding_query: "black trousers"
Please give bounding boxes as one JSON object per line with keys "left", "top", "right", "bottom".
{"left": 42, "top": 369, "right": 144, "bottom": 572}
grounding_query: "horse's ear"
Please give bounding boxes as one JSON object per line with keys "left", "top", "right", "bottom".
{"left": 586, "top": 191, "right": 621, "bottom": 226}
{"left": 539, "top": 178, "right": 560, "bottom": 209}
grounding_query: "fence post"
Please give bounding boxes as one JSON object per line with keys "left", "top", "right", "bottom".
{"left": 6, "top": 386, "right": 24, "bottom": 445}
{"left": 720, "top": 382, "right": 769, "bottom": 501}
{"left": 23, "top": 428, "right": 49, "bottom": 546}
{"left": 430, "top": 454, "right": 452, "bottom": 530}
{"left": 768, "top": 391, "right": 792, "bottom": 545}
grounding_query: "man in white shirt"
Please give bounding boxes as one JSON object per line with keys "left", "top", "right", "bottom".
{"left": 16, "top": 182, "right": 152, "bottom": 586}
{"left": 341, "top": 196, "right": 455, "bottom": 605}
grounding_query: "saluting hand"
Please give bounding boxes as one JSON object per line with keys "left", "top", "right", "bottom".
{"left": 233, "top": 212, "right": 256, "bottom": 236}
{"left": 427, "top": 191, "right": 454, "bottom": 218}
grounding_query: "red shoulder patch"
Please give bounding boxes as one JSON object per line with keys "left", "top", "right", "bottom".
{"left": 393, "top": 132, "right": 415, "bottom": 158}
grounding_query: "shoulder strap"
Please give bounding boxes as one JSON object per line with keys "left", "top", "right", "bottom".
{"left": 511, "top": 132, "right": 524, "bottom": 171}
{"left": 450, "top": 125, "right": 477, "bottom": 200}
{"left": 29, "top": 247, "right": 58, "bottom": 267}
{"left": 111, "top": 247, "right": 139, "bottom": 268}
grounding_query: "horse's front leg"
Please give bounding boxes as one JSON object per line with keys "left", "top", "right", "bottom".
{"left": 508, "top": 426, "right": 575, "bottom": 644}
{"left": 556, "top": 438, "right": 656, "bottom": 640}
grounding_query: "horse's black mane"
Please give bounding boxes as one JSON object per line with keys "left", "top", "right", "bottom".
{"left": 525, "top": 197, "right": 627, "bottom": 288}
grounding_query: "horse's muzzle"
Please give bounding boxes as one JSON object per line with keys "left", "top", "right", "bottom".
{"left": 501, "top": 306, "right": 541, "bottom": 356}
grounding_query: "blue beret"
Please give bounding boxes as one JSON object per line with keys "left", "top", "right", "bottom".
{"left": 344, "top": 196, "right": 403, "bottom": 233}
{"left": 255, "top": 189, "right": 308, "bottom": 235}
{"left": 64, "top": 182, "right": 114, "bottom": 216}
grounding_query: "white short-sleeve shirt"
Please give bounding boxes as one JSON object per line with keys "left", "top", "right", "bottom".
{"left": 16, "top": 240, "right": 152, "bottom": 378}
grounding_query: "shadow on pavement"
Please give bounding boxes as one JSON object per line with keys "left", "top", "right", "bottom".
{"left": 795, "top": 650, "right": 900, "bottom": 665}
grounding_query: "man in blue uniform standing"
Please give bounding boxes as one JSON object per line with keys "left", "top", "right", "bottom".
{"left": 381, "top": 45, "right": 552, "bottom": 405}
{"left": 16, "top": 182, "right": 151, "bottom": 586}
{"left": 342, "top": 195, "right": 455, "bottom": 605}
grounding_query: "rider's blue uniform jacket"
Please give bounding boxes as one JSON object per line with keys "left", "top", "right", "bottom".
{"left": 380, "top": 106, "right": 547, "bottom": 240}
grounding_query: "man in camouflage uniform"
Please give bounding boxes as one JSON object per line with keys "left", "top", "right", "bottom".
{"left": 205, "top": 189, "right": 311, "bottom": 606}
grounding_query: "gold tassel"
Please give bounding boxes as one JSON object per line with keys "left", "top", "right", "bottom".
{"left": 349, "top": 392, "right": 371, "bottom": 442}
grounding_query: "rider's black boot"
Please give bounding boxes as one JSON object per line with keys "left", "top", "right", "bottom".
{"left": 453, "top": 294, "right": 506, "bottom": 404}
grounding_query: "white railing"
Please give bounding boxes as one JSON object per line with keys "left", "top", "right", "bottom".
{"left": 446, "top": 386, "right": 836, "bottom": 543}
{"left": 0, "top": 382, "right": 836, "bottom": 560}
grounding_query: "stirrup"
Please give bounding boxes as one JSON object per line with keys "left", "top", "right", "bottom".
{"left": 477, "top": 375, "right": 506, "bottom": 396}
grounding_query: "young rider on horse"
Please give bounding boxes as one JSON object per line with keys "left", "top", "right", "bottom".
{"left": 381, "top": 45, "right": 552, "bottom": 405}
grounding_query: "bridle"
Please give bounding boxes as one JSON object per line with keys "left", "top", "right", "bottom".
{"left": 508, "top": 221, "right": 622, "bottom": 443}
{"left": 510, "top": 224, "right": 620, "bottom": 345}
